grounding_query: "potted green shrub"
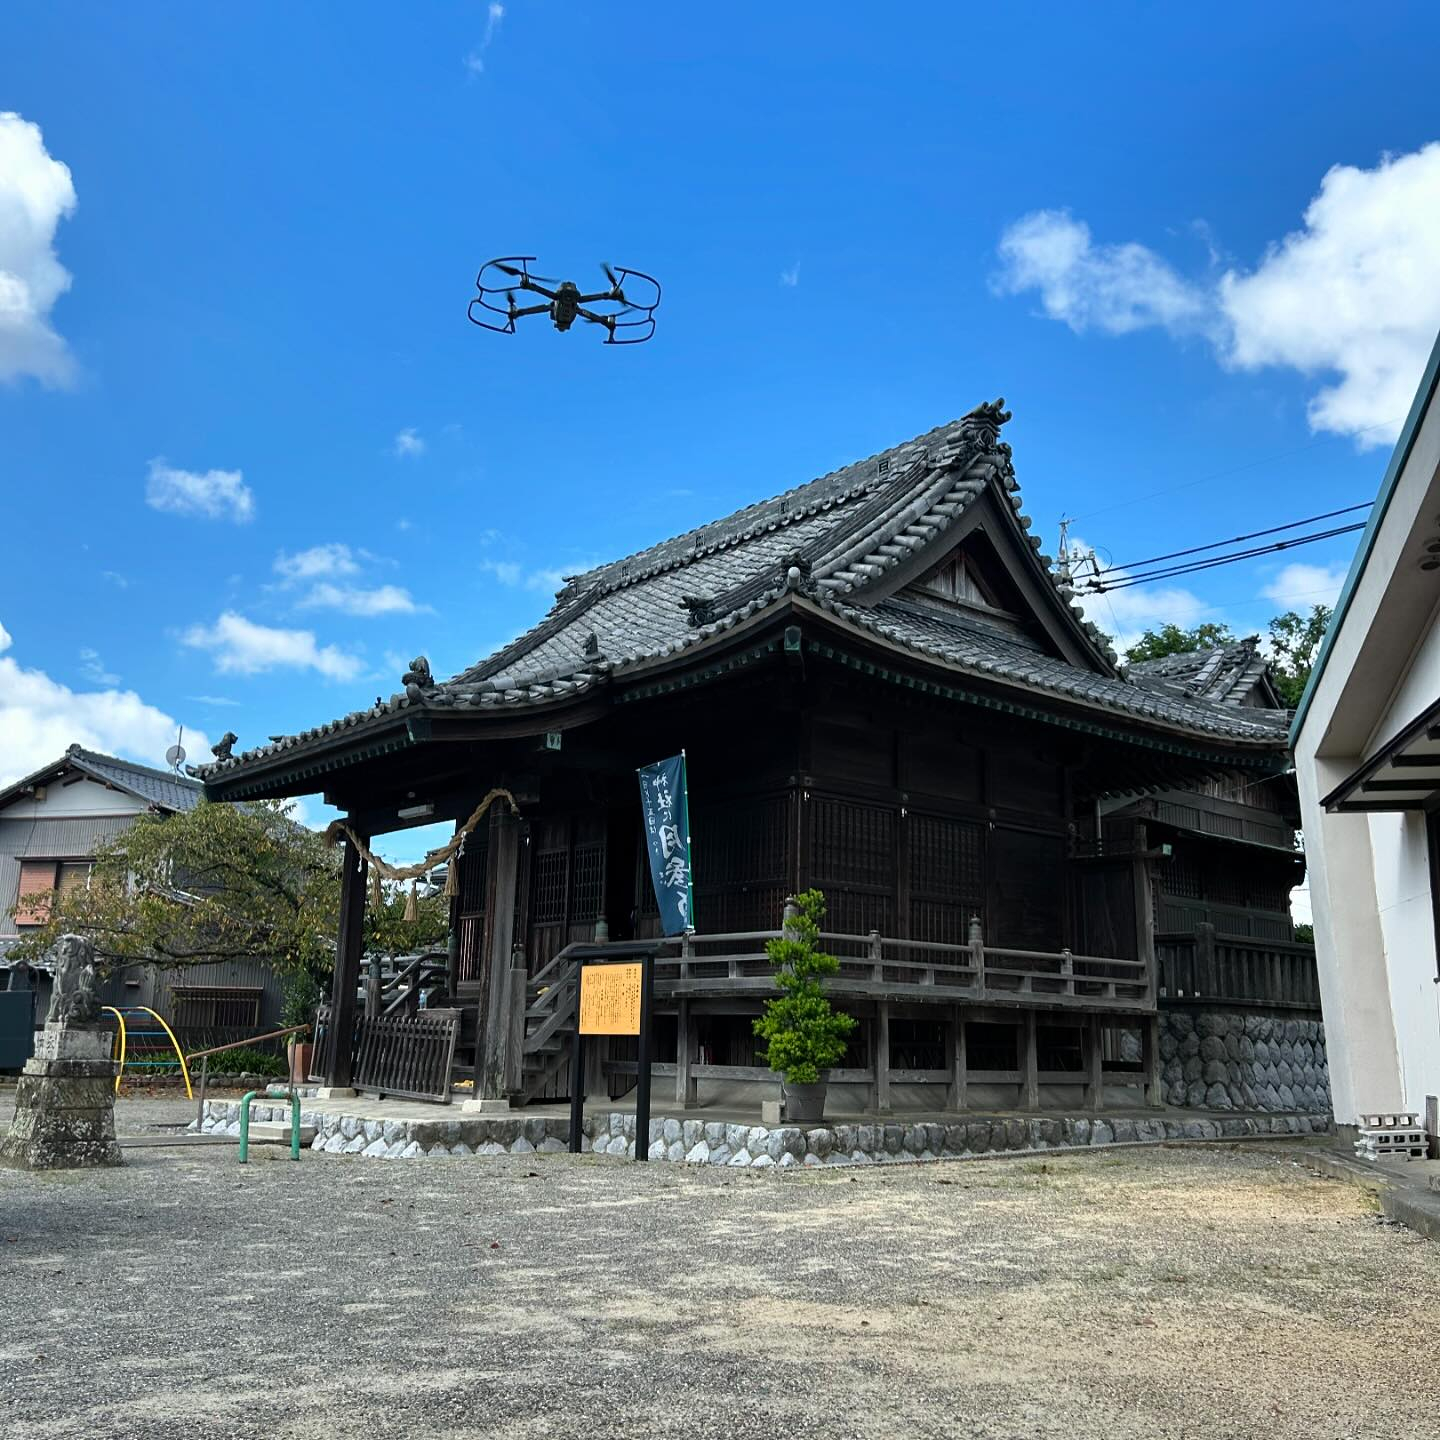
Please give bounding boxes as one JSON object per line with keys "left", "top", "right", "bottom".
{"left": 281, "top": 969, "right": 323, "bottom": 1083}
{"left": 753, "top": 889, "right": 857, "bottom": 1122}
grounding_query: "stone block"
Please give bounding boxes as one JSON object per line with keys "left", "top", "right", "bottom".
{"left": 943, "top": 1124, "right": 967, "bottom": 1154}
{"left": 685, "top": 1141, "right": 711, "bottom": 1164}
{"left": 760, "top": 1100, "right": 783, "bottom": 1125}
{"left": 903, "top": 1125, "right": 926, "bottom": 1156}
{"left": 807, "top": 1127, "right": 834, "bottom": 1158}
{"left": 728, "top": 1149, "right": 752, "bottom": 1166}
{"left": 681, "top": 1120, "right": 703, "bottom": 1148}
{"left": 1090, "top": 1120, "right": 1114, "bottom": 1147}
{"left": 725, "top": 1123, "right": 749, "bottom": 1153}
{"left": 966, "top": 1121, "right": 993, "bottom": 1152}
{"left": 704, "top": 1122, "right": 726, "bottom": 1146}
{"left": 709, "top": 1145, "right": 731, "bottom": 1166}
{"left": 647, "top": 1139, "right": 666, "bottom": 1161}
{"left": 666, "top": 1141, "right": 684, "bottom": 1162}
{"left": 1005, "top": 1119, "right": 1027, "bottom": 1150}
{"left": 1110, "top": 1118, "right": 1136, "bottom": 1143}
{"left": 883, "top": 1125, "right": 904, "bottom": 1154}
{"left": 32, "top": 1027, "right": 114, "bottom": 1062}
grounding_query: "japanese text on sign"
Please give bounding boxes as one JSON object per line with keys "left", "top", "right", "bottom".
{"left": 578, "top": 963, "right": 643, "bottom": 1036}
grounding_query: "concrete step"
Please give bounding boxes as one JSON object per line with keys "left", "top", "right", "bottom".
{"left": 246, "top": 1122, "right": 318, "bottom": 1145}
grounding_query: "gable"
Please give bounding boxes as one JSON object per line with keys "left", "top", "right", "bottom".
{"left": 0, "top": 773, "right": 144, "bottom": 821}
{"left": 856, "top": 485, "right": 1116, "bottom": 674}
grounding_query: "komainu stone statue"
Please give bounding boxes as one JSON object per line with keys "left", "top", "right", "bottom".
{"left": 0, "top": 931, "right": 123, "bottom": 1171}
{"left": 45, "top": 932, "right": 101, "bottom": 1027}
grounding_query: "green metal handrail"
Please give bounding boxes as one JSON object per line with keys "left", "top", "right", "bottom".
{"left": 237, "top": 1089, "right": 302, "bottom": 1164}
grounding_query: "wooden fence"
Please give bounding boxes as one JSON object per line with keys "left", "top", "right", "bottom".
{"left": 1156, "top": 924, "right": 1320, "bottom": 1010}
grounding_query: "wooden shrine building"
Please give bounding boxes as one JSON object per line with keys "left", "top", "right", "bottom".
{"left": 199, "top": 401, "right": 1297, "bottom": 1114}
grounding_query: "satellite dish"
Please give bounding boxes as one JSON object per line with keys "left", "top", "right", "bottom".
{"left": 166, "top": 726, "right": 186, "bottom": 773}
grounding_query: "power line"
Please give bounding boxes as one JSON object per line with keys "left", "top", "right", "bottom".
{"left": 1075, "top": 523, "right": 1366, "bottom": 594}
{"left": 1100, "top": 503, "right": 1371, "bottom": 574}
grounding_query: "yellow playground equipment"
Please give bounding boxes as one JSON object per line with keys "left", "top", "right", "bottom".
{"left": 102, "top": 1005, "right": 193, "bottom": 1099}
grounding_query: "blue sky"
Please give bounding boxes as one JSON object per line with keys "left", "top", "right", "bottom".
{"left": 3, "top": 4, "right": 1440, "bottom": 863}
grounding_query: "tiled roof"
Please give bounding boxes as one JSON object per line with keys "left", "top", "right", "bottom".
{"left": 198, "top": 403, "right": 1291, "bottom": 783}
{"left": 1127, "top": 641, "right": 1280, "bottom": 710}
{"left": 0, "top": 746, "right": 202, "bottom": 814}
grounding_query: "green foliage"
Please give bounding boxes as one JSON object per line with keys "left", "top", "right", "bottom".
{"left": 1124, "top": 621, "right": 1236, "bottom": 665}
{"left": 366, "top": 883, "right": 450, "bottom": 959}
{"left": 1293, "top": 922, "right": 1314, "bottom": 945}
{"left": 7, "top": 800, "right": 451, "bottom": 999}
{"left": 1267, "top": 605, "right": 1332, "bottom": 707}
{"left": 210, "top": 1047, "right": 288, "bottom": 1077}
{"left": 753, "top": 889, "right": 857, "bottom": 1085}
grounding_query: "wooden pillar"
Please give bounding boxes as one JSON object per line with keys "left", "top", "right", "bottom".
{"left": 324, "top": 828, "right": 368, "bottom": 1090}
{"left": 478, "top": 807, "right": 521, "bottom": 1101}
{"left": 874, "top": 1002, "right": 892, "bottom": 1113}
{"left": 947, "top": 1005, "right": 967, "bottom": 1111}
{"left": 675, "top": 998, "right": 698, "bottom": 1108}
{"left": 503, "top": 955, "right": 528, "bottom": 1095}
{"left": 1022, "top": 1011, "right": 1040, "bottom": 1110}
{"left": 1143, "top": 1015, "right": 1164, "bottom": 1109}
{"left": 1196, "top": 922, "right": 1217, "bottom": 998}
{"left": 1132, "top": 825, "right": 1157, "bottom": 1002}
{"left": 1087, "top": 1018, "right": 1105, "bottom": 1113}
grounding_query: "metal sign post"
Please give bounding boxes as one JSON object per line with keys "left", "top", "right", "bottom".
{"left": 565, "top": 942, "right": 659, "bottom": 1160}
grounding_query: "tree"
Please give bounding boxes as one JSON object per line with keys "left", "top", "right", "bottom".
{"left": 1267, "top": 605, "right": 1332, "bottom": 707}
{"left": 1124, "top": 621, "right": 1236, "bottom": 665}
{"left": 7, "top": 799, "right": 447, "bottom": 1009}
{"left": 752, "top": 889, "right": 857, "bottom": 1085}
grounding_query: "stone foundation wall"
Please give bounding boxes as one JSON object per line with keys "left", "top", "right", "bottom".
{"left": 1158, "top": 1011, "right": 1329, "bottom": 1115}
{"left": 196, "top": 1098, "right": 1329, "bottom": 1168}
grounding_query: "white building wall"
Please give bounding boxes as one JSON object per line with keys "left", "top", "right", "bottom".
{"left": 1364, "top": 613, "right": 1440, "bottom": 1113}
{"left": 1, "top": 777, "right": 141, "bottom": 819}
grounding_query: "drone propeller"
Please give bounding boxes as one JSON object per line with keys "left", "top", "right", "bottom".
{"left": 601, "top": 261, "right": 619, "bottom": 289}
{"left": 506, "top": 289, "right": 518, "bottom": 309}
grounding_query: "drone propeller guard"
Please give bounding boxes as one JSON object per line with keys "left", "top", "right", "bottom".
{"left": 467, "top": 257, "right": 661, "bottom": 344}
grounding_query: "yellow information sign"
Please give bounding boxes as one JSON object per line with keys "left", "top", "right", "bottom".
{"left": 578, "top": 962, "right": 643, "bottom": 1036}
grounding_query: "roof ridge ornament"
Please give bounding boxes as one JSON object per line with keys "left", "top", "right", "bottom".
{"left": 782, "top": 551, "right": 818, "bottom": 596}
{"left": 957, "top": 397, "right": 1012, "bottom": 451}
{"left": 402, "top": 655, "right": 434, "bottom": 700}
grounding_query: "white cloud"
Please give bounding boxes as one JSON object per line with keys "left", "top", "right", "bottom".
{"left": 0, "top": 620, "right": 210, "bottom": 789}
{"left": 1259, "top": 561, "right": 1348, "bottom": 612}
{"left": 465, "top": 2, "right": 505, "bottom": 73}
{"left": 391, "top": 427, "right": 425, "bottom": 458}
{"left": 100, "top": 570, "right": 129, "bottom": 588}
{"left": 1066, "top": 535, "right": 1208, "bottom": 659}
{"left": 479, "top": 557, "right": 572, "bottom": 593}
{"left": 1220, "top": 144, "right": 1440, "bottom": 446}
{"left": 780, "top": 263, "right": 800, "bottom": 288}
{"left": 78, "top": 648, "right": 119, "bottom": 686}
{"left": 146, "top": 458, "right": 254, "bottom": 523}
{"left": 0, "top": 112, "right": 77, "bottom": 386}
{"left": 993, "top": 210, "right": 1210, "bottom": 337}
{"left": 297, "top": 582, "right": 427, "bottom": 617}
{"left": 994, "top": 144, "right": 1440, "bottom": 447}
{"left": 182, "top": 612, "right": 363, "bottom": 681}
{"left": 274, "top": 543, "right": 360, "bottom": 582}
{"left": 274, "top": 544, "right": 425, "bottom": 616}
{"left": 187, "top": 694, "right": 240, "bottom": 708}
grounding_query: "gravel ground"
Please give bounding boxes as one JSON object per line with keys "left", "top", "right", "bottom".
{"left": 1, "top": 1100, "right": 1436, "bottom": 1440}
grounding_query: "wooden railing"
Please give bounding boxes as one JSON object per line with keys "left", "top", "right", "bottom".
{"left": 1156, "top": 924, "right": 1320, "bottom": 1011}
{"left": 651, "top": 928, "right": 1152, "bottom": 1010}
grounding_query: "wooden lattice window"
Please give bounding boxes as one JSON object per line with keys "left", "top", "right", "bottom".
{"left": 810, "top": 797, "right": 894, "bottom": 890}
{"left": 531, "top": 849, "right": 569, "bottom": 924}
{"left": 570, "top": 842, "right": 605, "bottom": 923}
{"left": 908, "top": 812, "right": 986, "bottom": 946}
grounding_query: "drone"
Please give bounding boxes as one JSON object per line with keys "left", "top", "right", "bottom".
{"left": 467, "top": 256, "right": 661, "bottom": 345}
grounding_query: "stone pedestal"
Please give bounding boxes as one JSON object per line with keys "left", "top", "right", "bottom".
{"left": 0, "top": 1025, "right": 123, "bottom": 1171}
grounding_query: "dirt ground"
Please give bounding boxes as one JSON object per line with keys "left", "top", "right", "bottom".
{"left": 0, "top": 1096, "right": 1436, "bottom": 1440}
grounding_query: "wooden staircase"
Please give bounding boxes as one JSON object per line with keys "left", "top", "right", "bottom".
{"left": 514, "top": 946, "right": 583, "bottom": 1103}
